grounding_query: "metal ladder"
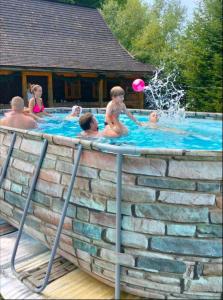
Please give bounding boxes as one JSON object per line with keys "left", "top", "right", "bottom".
{"left": 0, "top": 132, "right": 16, "bottom": 186}
{"left": 4, "top": 133, "right": 135, "bottom": 299}
{"left": 11, "top": 142, "right": 83, "bottom": 293}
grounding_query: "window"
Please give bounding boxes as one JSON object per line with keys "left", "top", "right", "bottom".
{"left": 65, "top": 80, "right": 80, "bottom": 100}
{"left": 80, "top": 79, "right": 98, "bottom": 102}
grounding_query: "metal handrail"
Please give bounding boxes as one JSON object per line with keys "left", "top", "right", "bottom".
{"left": 11, "top": 142, "right": 83, "bottom": 293}
{"left": 0, "top": 132, "right": 16, "bottom": 186}
{"left": 11, "top": 139, "right": 48, "bottom": 286}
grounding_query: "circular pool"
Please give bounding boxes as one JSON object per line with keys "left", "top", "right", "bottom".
{"left": 0, "top": 108, "right": 222, "bottom": 299}
{"left": 33, "top": 110, "right": 222, "bottom": 151}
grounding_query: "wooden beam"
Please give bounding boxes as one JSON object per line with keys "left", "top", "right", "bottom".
{"left": 55, "top": 72, "right": 77, "bottom": 77}
{"left": 21, "top": 71, "right": 27, "bottom": 101}
{"left": 48, "top": 73, "right": 53, "bottom": 107}
{"left": 139, "top": 93, "right": 144, "bottom": 109}
{"left": 22, "top": 71, "right": 53, "bottom": 77}
{"left": 0, "top": 70, "right": 13, "bottom": 75}
{"left": 98, "top": 79, "right": 104, "bottom": 107}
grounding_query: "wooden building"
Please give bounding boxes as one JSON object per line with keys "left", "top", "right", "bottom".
{"left": 0, "top": 0, "right": 154, "bottom": 109}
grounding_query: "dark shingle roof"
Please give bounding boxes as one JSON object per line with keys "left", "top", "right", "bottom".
{"left": 0, "top": 0, "right": 153, "bottom": 73}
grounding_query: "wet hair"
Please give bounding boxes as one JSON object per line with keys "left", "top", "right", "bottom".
{"left": 31, "top": 84, "right": 42, "bottom": 94}
{"left": 79, "top": 112, "right": 94, "bottom": 131}
{"left": 110, "top": 86, "right": 125, "bottom": 98}
{"left": 149, "top": 110, "right": 158, "bottom": 116}
{"left": 10, "top": 96, "right": 24, "bottom": 111}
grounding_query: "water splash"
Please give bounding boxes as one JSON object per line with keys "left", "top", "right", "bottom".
{"left": 145, "top": 67, "right": 185, "bottom": 121}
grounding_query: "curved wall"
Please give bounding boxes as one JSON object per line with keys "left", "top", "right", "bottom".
{"left": 0, "top": 109, "right": 222, "bottom": 299}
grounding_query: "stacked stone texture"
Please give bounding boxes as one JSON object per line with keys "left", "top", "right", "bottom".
{"left": 0, "top": 124, "right": 222, "bottom": 299}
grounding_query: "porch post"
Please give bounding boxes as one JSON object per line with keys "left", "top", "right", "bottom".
{"left": 139, "top": 92, "right": 144, "bottom": 109}
{"left": 98, "top": 78, "right": 104, "bottom": 107}
{"left": 21, "top": 71, "right": 27, "bottom": 101}
{"left": 48, "top": 73, "right": 53, "bottom": 107}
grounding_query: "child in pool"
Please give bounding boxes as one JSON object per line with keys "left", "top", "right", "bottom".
{"left": 104, "top": 86, "right": 141, "bottom": 137}
{"left": 142, "top": 111, "right": 187, "bottom": 134}
{"left": 65, "top": 105, "right": 82, "bottom": 120}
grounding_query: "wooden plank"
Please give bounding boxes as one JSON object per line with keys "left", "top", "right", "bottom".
{"left": 47, "top": 73, "right": 53, "bottom": 107}
{"left": 0, "top": 231, "right": 142, "bottom": 300}
{"left": 0, "top": 218, "right": 17, "bottom": 236}
{"left": 22, "top": 71, "right": 53, "bottom": 77}
{"left": 21, "top": 71, "right": 27, "bottom": 100}
{"left": 0, "top": 70, "right": 13, "bottom": 75}
{"left": 98, "top": 78, "right": 104, "bottom": 107}
{"left": 0, "top": 232, "right": 48, "bottom": 269}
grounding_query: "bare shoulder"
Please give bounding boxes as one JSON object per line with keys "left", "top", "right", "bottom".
{"left": 106, "top": 101, "right": 113, "bottom": 113}
{"left": 29, "top": 98, "right": 35, "bottom": 105}
{"left": 106, "top": 101, "right": 112, "bottom": 108}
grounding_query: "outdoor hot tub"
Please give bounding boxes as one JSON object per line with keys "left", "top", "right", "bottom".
{"left": 0, "top": 107, "right": 222, "bottom": 299}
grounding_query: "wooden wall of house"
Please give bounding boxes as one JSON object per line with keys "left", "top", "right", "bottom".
{"left": 53, "top": 72, "right": 144, "bottom": 109}
{"left": 0, "top": 70, "right": 144, "bottom": 109}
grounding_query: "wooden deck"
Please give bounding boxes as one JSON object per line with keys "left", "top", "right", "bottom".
{"left": 0, "top": 221, "right": 140, "bottom": 299}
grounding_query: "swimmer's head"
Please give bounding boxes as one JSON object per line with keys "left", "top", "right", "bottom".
{"left": 31, "top": 84, "right": 42, "bottom": 98}
{"left": 79, "top": 113, "right": 98, "bottom": 132}
{"left": 71, "top": 105, "right": 82, "bottom": 117}
{"left": 110, "top": 86, "right": 125, "bottom": 102}
{"left": 149, "top": 111, "right": 159, "bottom": 123}
{"left": 10, "top": 96, "right": 24, "bottom": 112}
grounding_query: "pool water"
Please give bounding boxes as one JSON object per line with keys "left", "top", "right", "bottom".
{"left": 33, "top": 113, "right": 222, "bottom": 151}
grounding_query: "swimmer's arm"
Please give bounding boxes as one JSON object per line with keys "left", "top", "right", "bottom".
{"left": 123, "top": 104, "right": 142, "bottom": 126}
{"left": 42, "top": 111, "right": 51, "bottom": 116}
{"left": 0, "top": 118, "right": 6, "bottom": 126}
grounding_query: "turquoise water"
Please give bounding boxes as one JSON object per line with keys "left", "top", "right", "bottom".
{"left": 33, "top": 113, "right": 222, "bottom": 151}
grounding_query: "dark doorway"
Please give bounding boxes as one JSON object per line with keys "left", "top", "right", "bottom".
{"left": 0, "top": 72, "right": 22, "bottom": 106}
{"left": 27, "top": 76, "right": 48, "bottom": 107}
{"left": 80, "top": 79, "right": 94, "bottom": 102}
{"left": 53, "top": 74, "right": 65, "bottom": 103}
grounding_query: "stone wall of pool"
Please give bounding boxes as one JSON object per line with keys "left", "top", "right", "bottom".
{"left": 0, "top": 108, "right": 222, "bottom": 299}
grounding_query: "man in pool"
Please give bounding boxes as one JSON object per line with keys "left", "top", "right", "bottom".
{"left": 79, "top": 112, "right": 102, "bottom": 138}
{"left": 0, "top": 96, "right": 37, "bottom": 130}
{"left": 104, "top": 86, "right": 141, "bottom": 137}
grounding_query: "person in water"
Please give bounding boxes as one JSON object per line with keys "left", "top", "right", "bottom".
{"left": 79, "top": 112, "right": 102, "bottom": 138}
{"left": 28, "top": 84, "right": 50, "bottom": 118}
{"left": 142, "top": 111, "right": 187, "bottom": 134}
{"left": 66, "top": 105, "right": 82, "bottom": 120}
{"left": 0, "top": 96, "right": 37, "bottom": 129}
{"left": 104, "top": 86, "right": 141, "bottom": 137}
{"left": 141, "top": 111, "right": 159, "bottom": 128}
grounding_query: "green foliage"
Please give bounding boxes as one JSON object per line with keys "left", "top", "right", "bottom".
{"left": 175, "top": 0, "right": 222, "bottom": 112}
{"left": 101, "top": 0, "right": 222, "bottom": 112}
{"left": 101, "top": 0, "right": 148, "bottom": 51}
